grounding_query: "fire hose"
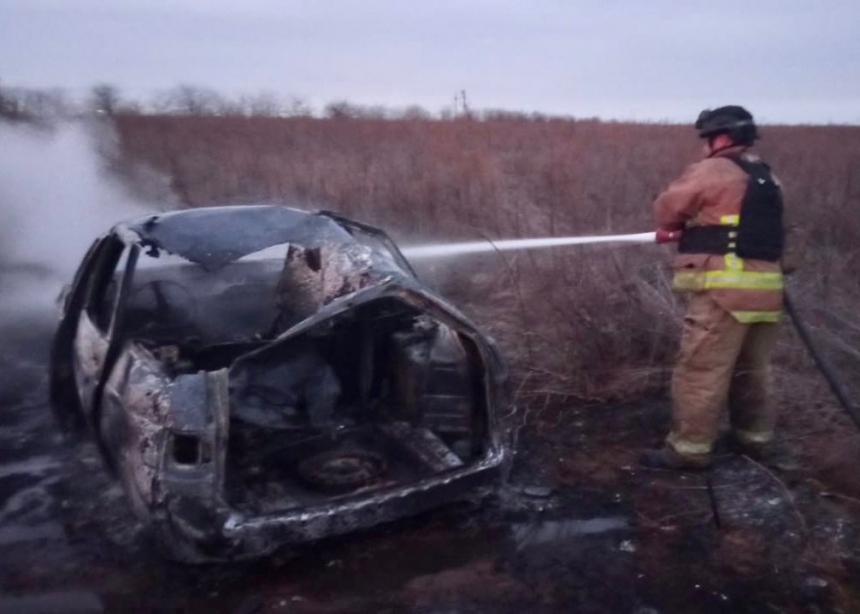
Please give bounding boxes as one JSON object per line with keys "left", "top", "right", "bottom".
{"left": 782, "top": 293, "right": 860, "bottom": 430}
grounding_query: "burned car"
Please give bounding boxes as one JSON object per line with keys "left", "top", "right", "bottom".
{"left": 50, "top": 205, "right": 510, "bottom": 562}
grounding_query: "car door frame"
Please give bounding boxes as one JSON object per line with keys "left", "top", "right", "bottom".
{"left": 50, "top": 236, "right": 108, "bottom": 431}
{"left": 52, "top": 233, "right": 140, "bottom": 440}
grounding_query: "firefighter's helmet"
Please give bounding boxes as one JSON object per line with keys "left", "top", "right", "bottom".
{"left": 695, "top": 105, "right": 758, "bottom": 144}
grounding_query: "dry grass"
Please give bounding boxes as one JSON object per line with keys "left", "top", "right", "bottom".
{"left": 110, "top": 113, "right": 860, "bottom": 408}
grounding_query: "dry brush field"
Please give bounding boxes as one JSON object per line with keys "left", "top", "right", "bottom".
{"left": 112, "top": 113, "right": 860, "bottom": 436}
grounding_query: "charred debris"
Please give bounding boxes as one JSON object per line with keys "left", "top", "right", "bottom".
{"left": 50, "top": 205, "right": 511, "bottom": 562}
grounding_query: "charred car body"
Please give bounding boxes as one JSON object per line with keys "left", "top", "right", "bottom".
{"left": 50, "top": 205, "right": 510, "bottom": 562}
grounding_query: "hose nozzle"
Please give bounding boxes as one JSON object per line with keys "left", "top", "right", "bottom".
{"left": 655, "top": 229, "right": 683, "bottom": 244}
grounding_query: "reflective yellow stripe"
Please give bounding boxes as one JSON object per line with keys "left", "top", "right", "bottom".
{"left": 667, "top": 432, "right": 712, "bottom": 455}
{"left": 733, "top": 428, "right": 774, "bottom": 444}
{"left": 703, "top": 271, "right": 783, "bottom": 289}
{"left": 673, "top": 270, "right": 784, "bottom": 291}
{"left": 720, "top": 214, "right": 740, "bottom": 225}
{"left": 724, "top": 252, "right": 743, "bottom": 271}
{"left": 731, "top": 310, "right": 782, "bottom": 323}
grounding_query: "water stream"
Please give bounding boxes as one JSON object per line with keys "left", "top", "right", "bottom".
{"left": 400, "top": 232, "right": 657, "bottom": 260}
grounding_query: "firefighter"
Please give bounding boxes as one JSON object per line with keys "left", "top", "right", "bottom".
{"left": 641, "top": 105, "right": 792, "bottom": 470}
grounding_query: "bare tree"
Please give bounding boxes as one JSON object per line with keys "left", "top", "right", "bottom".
{"left": 324, "top": 100, "right": 358, "bottom": 119}
{"left": 89, "top": 83, "right": 121, "bottom": 116}
{"left": 284, "top": 96, "right": 311, "bottom": 117}
{"left": 0, "top": 80, "right": 22, "bottom": 120}
{"left": 0, "top": 87, "right": 71, "bottom": 120}
{"left": 160, "top": 85, "right": 224, "bottom": 115}
{"left": 324, "top": 101, "right": 390, "bottom": 120}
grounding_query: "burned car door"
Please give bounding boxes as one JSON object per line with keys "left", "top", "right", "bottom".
{"left": 50, "top": 238, "right": 102, "bottom": 431}
{"left": 70, "top": 236, "right": 138, "bottom": 431}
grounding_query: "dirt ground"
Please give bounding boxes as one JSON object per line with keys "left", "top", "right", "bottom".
{"left": 2, "top": 312, "right": 860, "bottom": 614}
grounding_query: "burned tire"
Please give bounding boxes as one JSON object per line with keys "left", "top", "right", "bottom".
{"left": 297, "top": 449, "right": 386, "bottom": 493}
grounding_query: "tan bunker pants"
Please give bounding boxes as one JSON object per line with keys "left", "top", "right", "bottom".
{"left": 667, "top": 293, "right": 780, "bottom": 459}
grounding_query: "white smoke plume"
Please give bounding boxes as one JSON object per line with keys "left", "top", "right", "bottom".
{"left": 0, "top": 120, "right": 172, "bottom": 319}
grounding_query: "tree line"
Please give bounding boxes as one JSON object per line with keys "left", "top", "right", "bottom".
{"left": 0, "top": 81, "right": 569, "bottom": 123}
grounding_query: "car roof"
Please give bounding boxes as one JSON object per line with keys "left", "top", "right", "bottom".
{"left": 117, "top": 205, "right": 359, "bottom": 270}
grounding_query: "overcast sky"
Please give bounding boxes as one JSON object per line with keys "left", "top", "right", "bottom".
{"left": 1, "top": 0, "right": 859, "bottom": 123}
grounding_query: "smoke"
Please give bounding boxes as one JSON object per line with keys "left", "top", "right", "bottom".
{"left": 0, "top": 120, "right": 170, "bottom": 319}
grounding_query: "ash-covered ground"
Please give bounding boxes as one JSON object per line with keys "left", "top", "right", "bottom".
{"left": 2, "top": 307, "right": 860, "bottom": 614}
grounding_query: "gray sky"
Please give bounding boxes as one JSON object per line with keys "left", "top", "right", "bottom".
{"left": 2, "top": 0, "right": 859, "bottom": 123}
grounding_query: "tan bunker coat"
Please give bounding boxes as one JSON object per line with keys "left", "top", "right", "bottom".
{"left": 653, "top": 146, "right": 784, "bottom": 459}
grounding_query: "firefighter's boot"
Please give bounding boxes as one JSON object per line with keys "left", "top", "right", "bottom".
{"left": 639, "top": 446, "right": 712, "bottom": 471}
{"left": 730, "top": 438, "right": 799, "bottom": 471}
